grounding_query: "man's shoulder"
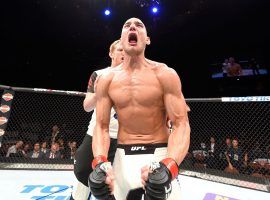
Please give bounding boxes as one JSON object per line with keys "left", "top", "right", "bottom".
{"left": 146, "top": 59, "right": 167, "bottom": 69}
{"left": 150, "top": 61, "right": 181, "bottom": 90}
{"left": 95, "top": 67, "right": 111, "bottom": 75}
{"left": 97, "top": 67, "right": 117, "bottom": 84}
{"left": 150, "top": 61, "right": 178, "bottom": 79}
{"left": 146, "top": 59, "right": 173, "bottom": 76}
{"left": 147, "top": 59, "right": 176, "bottom": 72}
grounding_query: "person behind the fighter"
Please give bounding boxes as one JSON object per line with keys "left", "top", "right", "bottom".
{"left": 70, "top": 40, "right": 123, "bottom": 200}
{"left": 89, "top": 17, "right": 190, "bottom": 200}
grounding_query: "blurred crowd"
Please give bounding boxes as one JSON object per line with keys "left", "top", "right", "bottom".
{"left": 1, "top": 125, "right": 77, "bottom": 160}
{"left": 186, "top": 136, "right": 270, "bottom": 179}
{"left": 221, "top": 57, "right": 261, "bottom": 77}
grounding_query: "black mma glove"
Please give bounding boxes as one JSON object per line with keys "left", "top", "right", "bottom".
{"left": 88, "top": 155, "right": 114, "bottom": 200}
{"left": 145, "top": 158, "right": 179, "bottom": 200}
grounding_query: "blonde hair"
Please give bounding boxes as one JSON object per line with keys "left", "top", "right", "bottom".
{"left": 109, "top": 39, "right": 120, "bottom": 54}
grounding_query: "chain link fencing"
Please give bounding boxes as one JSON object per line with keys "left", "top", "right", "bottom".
{"left": 0, "top": 85, "right": 270, "bottom": 191}
{"left": 0, "top": 85, "right": 91, "bottom": 170}
{"left": 181, "top": 97, "right": 270, "bottom": 192}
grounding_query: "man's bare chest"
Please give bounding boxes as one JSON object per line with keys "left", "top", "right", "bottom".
{"left": 109, "top": 73, "right": 163, "bottom": 108}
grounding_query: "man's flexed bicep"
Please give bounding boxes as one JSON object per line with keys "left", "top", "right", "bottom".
{"left": 92, "top": 73, "right": 114, "bottom": 158}
{"left": 161, "top": 67, "right": 190, "bottom": 165}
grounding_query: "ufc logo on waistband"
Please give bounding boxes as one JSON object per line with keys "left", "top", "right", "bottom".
{"left": 131, "top": 146, "right": 147, "bottom": 151}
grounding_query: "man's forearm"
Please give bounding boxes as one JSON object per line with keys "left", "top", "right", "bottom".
{"left": 92, "top": 125, "right": 111, "bottom": 158}
{"left": 167, "top": 121, "right": 190, "bottom": 165}
{"left": 83, "top": 93, "right": 97, "bottom": 112}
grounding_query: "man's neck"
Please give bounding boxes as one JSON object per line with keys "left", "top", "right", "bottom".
{"left": 111, "top": 61, "right": 118, "bottom": 68}
{"left": 123, "top": 54, "right": 146, "bottom": 69}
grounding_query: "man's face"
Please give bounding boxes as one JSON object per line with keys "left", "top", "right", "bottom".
{"left": 121, "top": 18, "right": 150, "bottom": 55}
{"left": 111, "top": 42, "right": 124, "bottom": 66}
{"left": 232, "top": 139, "right": 238, "bottom": 148}
{"left": 51, "top": 144, "right": 58, "bottom": 152}
{"left": 34, "top": 143, "right": 40, "bottom": 151}
{"left": 24, "top": 144, "right": 30, "bottom": 150}
{"left": 226, "top": 138, "right": 231, "bottom": 146}
{"left": 16, "top": 141, "right": 23, "bottom": 149}
{"left": 42, "top": 142, "right": 47, "bottom": 148}
{"left": 71, "top": 142, "right": 77, "bottom": 148}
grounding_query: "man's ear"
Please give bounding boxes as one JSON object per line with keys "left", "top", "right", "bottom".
{"left": 109, "top": 52, "right": 113, "bottom": 59}
{"left": 146, "top": 36, "right": 151, "bottom": 45}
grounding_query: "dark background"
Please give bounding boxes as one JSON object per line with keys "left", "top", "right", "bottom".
{"left": 1, "top": 0, "right": 270, "bottom": 97}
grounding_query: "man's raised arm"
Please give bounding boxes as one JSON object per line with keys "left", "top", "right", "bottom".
{"left": 161, "top": 67, "right": 190, "bottom": 165}
{"left": 89, "top": 73, "right": 115, "bottom": 199}
{"left": 92, "top": 73, "right": 113, "bottom": 159}
{"left": 143, "top": 67, "right": 190, "bottom": 200}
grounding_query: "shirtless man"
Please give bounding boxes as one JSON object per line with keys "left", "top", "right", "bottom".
{"left": 89, "top": 18, "right": 190, "bottom": 200}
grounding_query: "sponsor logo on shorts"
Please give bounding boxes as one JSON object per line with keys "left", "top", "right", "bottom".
{"left": 2, "top": 93, "right": 13, "bottom": 101}
{"left": 0, "top": 105, "right": 10, "bottom": 113}
{"left": 131, "top": 146, "right": 147, "bottom": 151}
{"left": 203, "top": 193, "right": 239, "bottom": 200}
{"left": 0, "top": 129, "right": 5, "bottom": 136}
{"left": 0, "top": 117, "right": 8, "bottom": 125}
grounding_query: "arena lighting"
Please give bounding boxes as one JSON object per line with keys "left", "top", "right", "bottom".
{"left": 151, "top": 6, "right": 159, "bottom": 14}
{"left": 104, "top": 9, "right": 111, "bottom": 16}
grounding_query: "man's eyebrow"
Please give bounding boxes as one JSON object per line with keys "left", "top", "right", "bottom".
{"left": 135, "top": 21, "right": 144, "bottom": 26}
{"left": 124, "top": 22, "right": 131, "bottom": 26}
{"left": 123, "top": 21, "right": 144, "bottom": 26}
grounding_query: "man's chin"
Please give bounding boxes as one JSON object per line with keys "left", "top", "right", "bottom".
{"left": 125, "top": 47, "right": 141, "bottom": 55}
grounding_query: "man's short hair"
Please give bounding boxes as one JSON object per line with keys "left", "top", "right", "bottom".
{"left": 109, "top": 39, "right": 120, "bottom": 54}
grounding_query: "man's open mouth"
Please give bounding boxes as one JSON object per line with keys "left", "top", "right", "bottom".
{"left": 128, "top": 33, "right": 137, "bottom": 45}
